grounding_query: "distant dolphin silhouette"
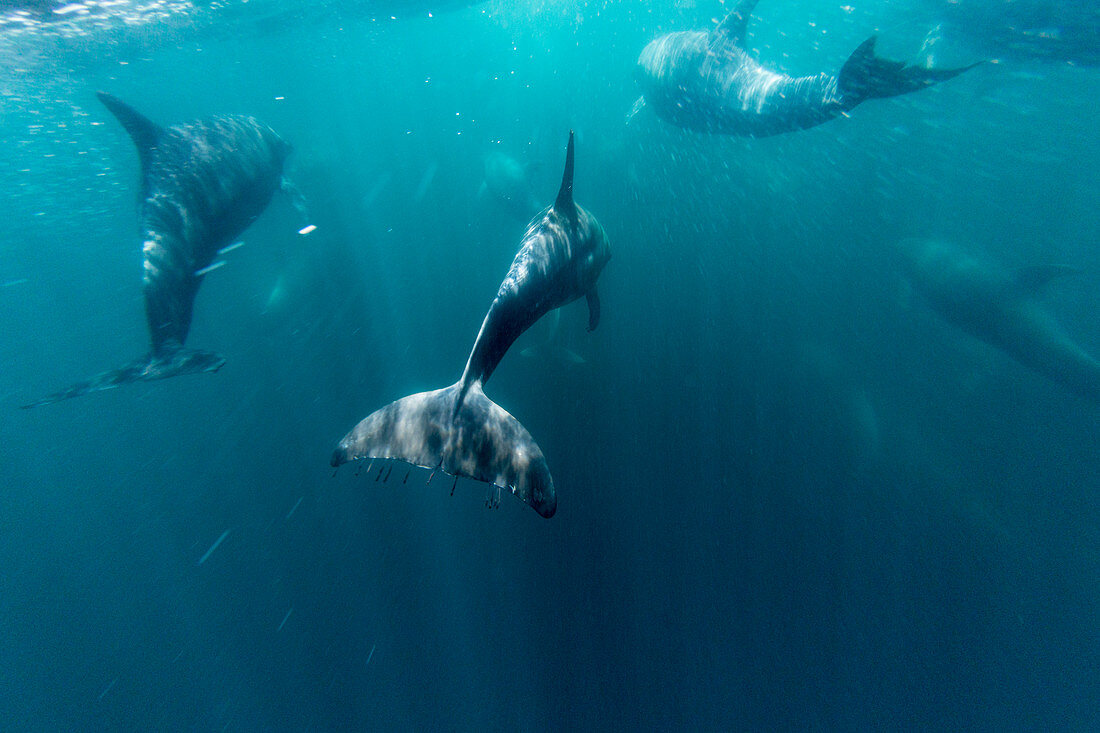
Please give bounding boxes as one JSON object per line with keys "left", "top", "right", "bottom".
{"left": 897, "top": 238, "right": 1100, "bottom": 402}
{"left": 634, "top": 0, "right": 977, "bottom": 137}
{"left": 478, "top": 150, "right": 541, "bottom": 221}
{"left": 332, "top": 132, "right": 611, "bottom": 518}
{"left": 923, "top": 0, "right": 1100, "bottom": 67}
{"left": 22, "top": 93, "right": 292, "bottom": 408}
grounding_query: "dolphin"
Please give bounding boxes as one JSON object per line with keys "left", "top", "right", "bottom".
{"left": 478, "top": 150, "right": 541, "bottom": 222}
{"left": 897, "top": 238, "right": 1100, "bottom": 402}
{"left": 634, "top": 0, "right": 978, "bottom": 137}
{"left": 922, "top": 0, "right": 1100, "bottom": 67}
{"left": 332, "top": 132, "right": 611, "bottom": 518}
{"left": 22, "top": 93, "right": 292, "bottom": 408}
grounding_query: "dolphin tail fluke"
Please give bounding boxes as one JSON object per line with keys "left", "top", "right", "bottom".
{"left": 331, "top": 381, "right": 556, "bottom": 518}
{"left": 20, "top": 348, "right": 226, "bottom": 408}
{"left": 838, "top": 36, "right": 978, "bottom": 104}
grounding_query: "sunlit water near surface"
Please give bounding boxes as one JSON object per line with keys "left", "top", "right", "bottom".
{"left": 2, "top": 0, "right": 1099, "bottom": 729}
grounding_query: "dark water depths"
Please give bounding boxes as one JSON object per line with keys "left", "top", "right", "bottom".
{"left": 2, "top": 1, "right": 1099, "bottom": 729}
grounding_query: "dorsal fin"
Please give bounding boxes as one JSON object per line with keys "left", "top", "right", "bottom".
{"left": 553, "top": 131, "right": 576, "bottom": 219}
{"left": 1009, "top": 264, "right": 1081, "bottom": 299}
{"left": 96, "top": 92, "right": 163, "bottom": 171}
{"left": 712, "top": 0, "right": 760, "bottom": 48}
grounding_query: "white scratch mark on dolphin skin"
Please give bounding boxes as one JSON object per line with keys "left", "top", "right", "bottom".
{"left": 297, "top": 224, "right": 316, "bottom": 236}
{"left": 286, "top": 496, "right": 304, "bottom": 519}
{"left": 1, "top": 278, "right": 27, "bottom": 287}
{"left": 217, "top": 241, "right": 244, "bottom": 255}
{"left": 98, "top": 678, "right": 117, "bottom": 701}
{"left": 366, "top": 645, "right": 376, "bottom": 667}
{"left": 277, "top": 608, "right": 293, "bottom": 632}
{"left": 194, "top": 261, "right": 227, "bottom": 277}
{"left": 197, "top": 529, "right": 230, "bottom": 565}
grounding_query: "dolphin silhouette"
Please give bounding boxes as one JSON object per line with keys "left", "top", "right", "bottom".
{"left": 897, "top": 238, "right": 1099, "bottom": 402}
{"left": 479, "top": 150, "right": 541, "bottom": 221}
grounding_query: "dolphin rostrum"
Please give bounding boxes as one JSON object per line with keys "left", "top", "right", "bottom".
{"left": 22, "top": 93, "right": 293, "bottom": 408}
{"left": 635, "top": 0, "right": 977, "bottom": 137}
{"left": 897, "top": 238, "right": 1100, "bottom": 402}
{"left": 331, "top": 132, "right": 611, "bottom": 518}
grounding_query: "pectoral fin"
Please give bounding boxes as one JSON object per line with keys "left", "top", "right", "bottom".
{"left": 586, "top": 287, "right": 601, "bottom": 332}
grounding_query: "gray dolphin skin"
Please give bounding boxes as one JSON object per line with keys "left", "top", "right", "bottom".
{"left": 332, "top": 132, "right": 611, "bottom": 518}
{"left": 22, "top": 93, "right": 291, "bottom": 408}
{"left": 635, "top": 0, "right": 977, "bottom": 137}
{"left": 897, "top": 238, "right": 1100, "bottom": 402}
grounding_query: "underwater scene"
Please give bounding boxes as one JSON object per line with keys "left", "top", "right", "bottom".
{"left": 2, "top": 0, "right": 1098, "bottom": 728}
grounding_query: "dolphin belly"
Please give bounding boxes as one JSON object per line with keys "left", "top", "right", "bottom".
{"left": 138, "top": 115, "right": 289, "bottom": 353}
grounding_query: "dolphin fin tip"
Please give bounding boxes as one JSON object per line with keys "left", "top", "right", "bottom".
{"left": 553, "top": 132, "right": 576, "bottom": 217}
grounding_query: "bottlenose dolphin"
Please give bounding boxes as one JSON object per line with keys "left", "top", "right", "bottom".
{"left": 922, "top": 0, "right": 1100, "bottom": 67}
{"left": 22, "top": 93, "right": 292, "bottom": 408}
{"left": 478, "top": 150, "right": 540, "bottom": 221}
{"left": 634, "top": 0, "right": 977, "bottom": 137}
{"left": 332, "top": 132, "right": 611, "bottom": 518}
{"left": 897, "top": 238, "right": 1100, "bottom": 402}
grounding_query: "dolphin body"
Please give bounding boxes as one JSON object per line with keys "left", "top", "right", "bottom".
{"left": 897, "top": 238, "right": 1100, "bottom": 402}
{"left": 332, "top": 133, "right": 611, "bottom": 518}
{"left": 634, "top": 0, "right": 977, "bottom": 137}
{"left": 479, "top": 150, "right": 541, "bottom": 222}
{"left": 23, "top": 93, "right": 291, "bottom": 408}
{"left": 922, "top": 0, "right": 1100, "bottom": 67}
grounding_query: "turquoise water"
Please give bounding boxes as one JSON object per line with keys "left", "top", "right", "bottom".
{"left": 2, "top": 1, "right": 1099, "bottom": 728}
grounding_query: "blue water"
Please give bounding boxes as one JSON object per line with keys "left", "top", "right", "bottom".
{"left": 2, "top": 0, "right": 1099, "bottom": 729}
